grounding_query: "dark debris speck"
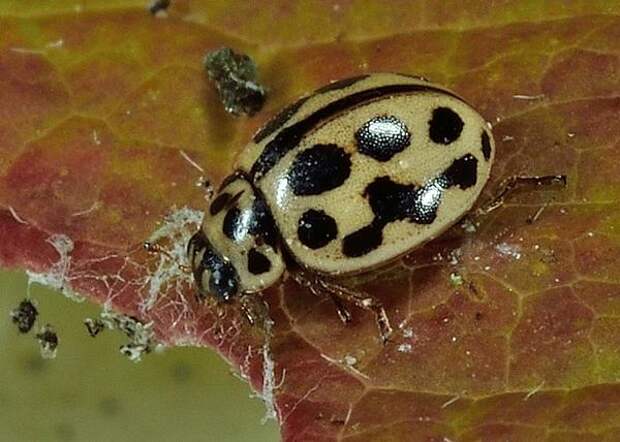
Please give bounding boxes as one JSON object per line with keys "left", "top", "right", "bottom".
{"left": 204, "top": 47, "right": 266, "bottom": 116}
{"left": 149, "top": 0, "right": 170, "bottom": 15}
{"left": 84, "top": 318, "right": 106, "bottom": 337}
{"left": 10, "top": 299, "right": 38, "bottom": 334}
{"left": 36, "top": 324, "right": 59, "bottom": 359}
{"left": 100, "top": 312, "right": 156, "bottom": 362}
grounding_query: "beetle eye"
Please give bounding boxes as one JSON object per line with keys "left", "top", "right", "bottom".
{"left": 207, "top": 259, "right": 238, "bottom": 302}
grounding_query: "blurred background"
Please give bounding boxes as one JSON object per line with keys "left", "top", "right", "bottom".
{"left": 0, "top": 269, "right": 279, "bottom": 442}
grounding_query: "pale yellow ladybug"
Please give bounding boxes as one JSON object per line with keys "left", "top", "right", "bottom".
{"left": 187, "top": 73, "right": 497, "bottom": 340}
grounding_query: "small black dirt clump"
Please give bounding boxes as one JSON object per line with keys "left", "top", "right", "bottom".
{"left": 204, "top": 47, "right": 266, "bottom": 116}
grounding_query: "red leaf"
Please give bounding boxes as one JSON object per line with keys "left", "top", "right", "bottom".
{"left": 2, "top": 2, "right": 620, "bottom": 440}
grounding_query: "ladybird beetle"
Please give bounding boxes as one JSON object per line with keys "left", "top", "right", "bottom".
{"left": 187, "top": 73, "right": 562, "bottom": 342}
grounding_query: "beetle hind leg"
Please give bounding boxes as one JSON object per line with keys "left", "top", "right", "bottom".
{"left": 290, "top": 272, "right": 353, "bottom": 324}
{"left": 318, "top": 278, "right": 393, "bottom": 344}
{"left": 291, "top": 271, "right": 392, "bottom": 344}
{"left": 328, "top": 293, "right": 353, "bottom": 324}
{"left": 476, "top": 174, "right": 567, "bottom": 216}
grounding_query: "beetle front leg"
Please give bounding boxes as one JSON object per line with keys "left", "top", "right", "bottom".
{"left": 143, "top": 241, "right": 192, "bottom": 274}
{"left": 327, "top": 293, "right": 353, "bottom": 324}
{"left": 239, "top": 293, "right": 273, "bottom": 332}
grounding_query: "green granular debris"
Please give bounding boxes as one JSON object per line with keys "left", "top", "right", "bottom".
{"left": 204, "top": 47, "right": 266, "bottom": 116}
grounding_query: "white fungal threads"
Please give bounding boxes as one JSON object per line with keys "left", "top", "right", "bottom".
{"left": 26, "top": 234, "right": 84, "bottom": 302}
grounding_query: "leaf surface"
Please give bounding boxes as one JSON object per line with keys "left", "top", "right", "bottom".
{"left": 1, "top": 2, "right": 620, "bottom": 440}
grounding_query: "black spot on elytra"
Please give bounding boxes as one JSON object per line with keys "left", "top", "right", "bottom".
{"left": 253, "top": 96, "right": 309, "bottom": 143}
{"left": 222, "top": 207, "right": 241, "bottom": 241}
{"left": 355, "top": 115, "right": 411, "bottom": 162}
{"left": 342, "top": 223, "right": 383, "bottom": 257}
{"left": 341, "top": 154, "right": 478, "bottom": 257}
{"left": 429, "top": 107, "right": 464, "bottom": 145}
{"left": 247, "top": 248, "right": 271, "bottom": 274}
{"left": 442, "top": 154, "right": 478, "bottom": 189}
{"left": 209, "top": 192, "right": 231, "bottom": 216}
{"left": 481, "top": 131, "right": 492, "bottom": 161}
{"left": 249, "top": 83, "right": 467, "bottom": 181}
{"left": 187, "top": 230, "right": 239, "bottom": 301}
{"left": 298, "top": 209, "right": 338, "bottom": 249}
{"left": 410, "top": 182, "right": 444, "bottom": 224}
{"left": 288, "top": 144, "right": 351, "bottom": 196}
{"left": 364, "top": 177, "right": 418, "bottom": 224}
{"left": 313, "top": 75, "right": 370, "bottom": 94}
{"left": 363, "top": 176, "right": 442, "bottom": 226}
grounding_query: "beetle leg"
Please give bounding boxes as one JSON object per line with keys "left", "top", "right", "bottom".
{"left": 239, "top": 293, "right": 271, "bottom": 329}
{"left": 292, "top": 271, "right": 391, "bottom": 344}
{"left": 476, "top": 174, "right": 567, "bottom": 216}
{"left": 290, "top": 272, "right": 352, "bottom": 324}
{"left": 317, "top": 278, "right": 392, "bottom": 344}
{"left": 328, "top": 294, "right": 353, "bottom": 324}
{"left": 143, "top": 241, "right": 192, "bottom": 273}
